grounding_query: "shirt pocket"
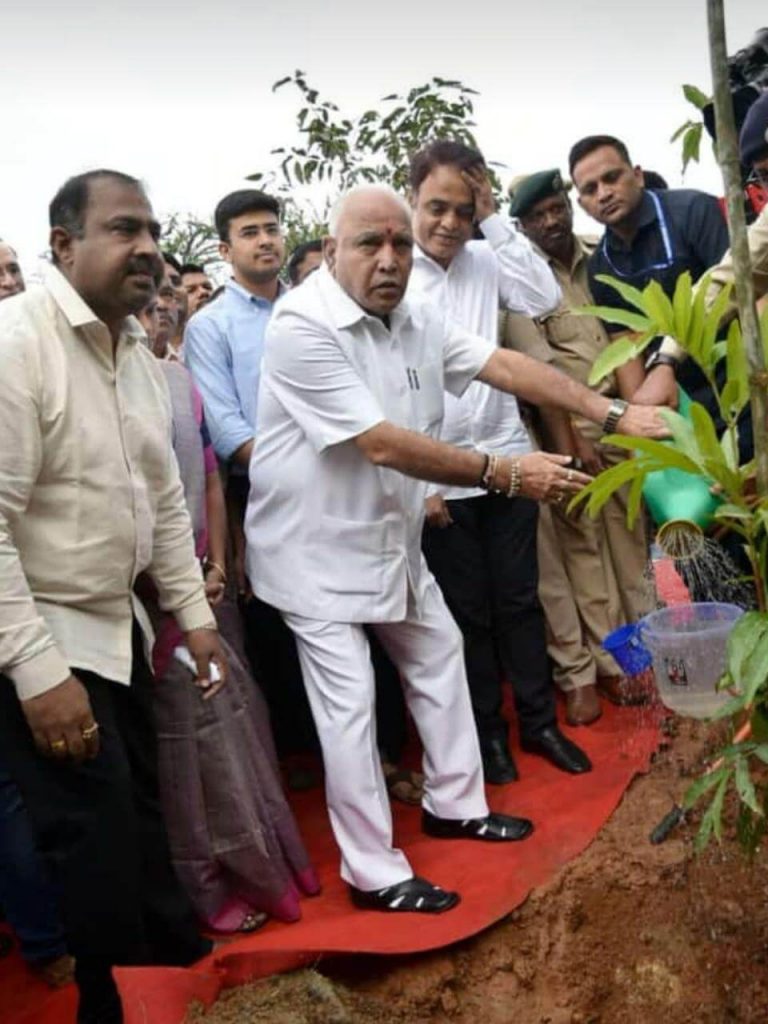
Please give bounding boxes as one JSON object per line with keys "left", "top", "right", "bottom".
{"left": 308, "top": 515, "right": 387, "bottom": 595}
{"left": 411, "top": 360, "right": 444, "bottom": 430}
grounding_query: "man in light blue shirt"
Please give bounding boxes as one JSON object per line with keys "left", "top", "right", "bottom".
{"left": 182, "top": 189, "right": 317, "bottom": 761}
{"left": 184, "top": 189, "right": 286, "bottom": 467}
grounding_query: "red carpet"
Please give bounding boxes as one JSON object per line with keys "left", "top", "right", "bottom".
{"left": 2, "top": 700, "right": 662, "bottom": 1024}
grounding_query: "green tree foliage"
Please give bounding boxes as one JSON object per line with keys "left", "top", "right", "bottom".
{"left": 160, "top": 212, "right": 220, "bottom": 268}
{"left": 670, "top": 83, "right": 712, "bottom": 175}
{"left": 246, "top": 71, "right": 497, "bottom": 242}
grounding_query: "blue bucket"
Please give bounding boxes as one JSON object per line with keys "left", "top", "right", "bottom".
{"left": 602, "top": 623, "right": 653, "bottom": 675}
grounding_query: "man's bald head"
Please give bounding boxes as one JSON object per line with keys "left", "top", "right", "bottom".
{"left": 328, "top": 185, "right": 411, "bottom": 235}
{"left": 324, "top": 186, "right": 414, "bottom": 317}
{"left": 0, "top": 241, "right": 24, "bottom": 300}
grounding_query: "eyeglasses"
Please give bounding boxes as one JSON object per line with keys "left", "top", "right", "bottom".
{"left": 747, "top": 167, "right": 768, "bottom": 189}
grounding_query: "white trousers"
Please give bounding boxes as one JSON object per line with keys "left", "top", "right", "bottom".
{"left": 283, "top": 579, "right": 488, "bottom": 891}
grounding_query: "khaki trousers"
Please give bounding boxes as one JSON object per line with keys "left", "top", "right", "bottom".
{"left": 537, "top": 446, "right": 650, "bottom": 692}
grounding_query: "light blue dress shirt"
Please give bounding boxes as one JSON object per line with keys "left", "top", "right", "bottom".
{"left": 182, "top": 279, "right": 281, "bottom": 461}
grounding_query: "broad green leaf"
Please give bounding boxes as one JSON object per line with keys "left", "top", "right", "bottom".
{"left": 693, "top": 771, "right": 730, "bottom": 851}
{"left": 686, "top": 271, "right": 713, "bottom": 361}
{"left": 709, "top": 772, "right": 730, "bottom": 843}
{"left": 689, "top": 401, "right": 723, "bottom": 465}
{"left": 672, "top": 271, "right": 693, "bottom": 344}
{"left": 740, "top": 628, "right": 768, "bottom": 704}
{"left": 682, "top": 123, "right": 703, "bottom": 172}
{"left": 750, "top": 743, "right": 768, "bottom": 765}
{"left": 724, "top": 319, "right": 750, "bottom": 415}
{"left": 641, "top": 279, "right": 676, "bottom": 334}
{"left": 714, "top": 503, "right": 752, "bottom": 522}
{"left": 683, "top": 83, "right": 711, "bottom": 110}
{"left": 588, "top": 335, "right": 645, "bottom": 386}
{"left": 593, "top": 275, "right": 648, "bottom": 312}
{"left": 670, "top": 120, "right": 695, "bottom": 143}
{"left": 576, "top": 305, "right": 653, "bottom": 334}
{"left": 735, "top": 757, "right": 762, "bottom": 815}
{"left": 683, "top": 764, "right": 727, "bottom": 809}
{"left": 727, "top": 611, "right": 768, "bottom": 689}
{"left": 699, "top": 280, "right": 734, "bottom": 370}
{"left": 710, "top": 692, "right": 752, "bottom": 720}
{"left": 571, "top": 458, "right": 642, "bottom": 518}
{"left": 604, "top": 434, "right": 701, "bottom": 474}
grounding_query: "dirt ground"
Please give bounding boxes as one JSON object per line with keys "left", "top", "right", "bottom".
{"left": 188, "top": 716, "right": 768, "bottom": 1024}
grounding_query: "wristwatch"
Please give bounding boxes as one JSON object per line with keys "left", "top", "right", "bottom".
{"left": 602, "top": 398, "right": 629, "bottom": 434}
{"left": 645, "top": 350, "right": 680, "bottom": 373}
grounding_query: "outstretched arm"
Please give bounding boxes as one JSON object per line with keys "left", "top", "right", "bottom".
{"left": 476, "top": 348, "right": 669, "bottom": 438}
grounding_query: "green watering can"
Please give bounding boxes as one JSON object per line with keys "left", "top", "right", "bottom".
{"left": 641, "top": 388, "right": 722, "bottom": 534}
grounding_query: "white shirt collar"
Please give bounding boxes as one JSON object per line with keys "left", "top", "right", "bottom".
{"left": 315, "top": 263, "right": 413, "bottom": 332}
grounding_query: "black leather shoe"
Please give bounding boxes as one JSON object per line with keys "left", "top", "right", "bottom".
{"left": 520, "top": 725, "right": 592, "bottom": 774}
{"left": 422, "top": 809, "right": 534, "bottom": 842}
{"left": 349, "top": 875, "right": 460, "bottom": 913}
{"left": 480, "top": 734, "right": 519, "bottom": 784}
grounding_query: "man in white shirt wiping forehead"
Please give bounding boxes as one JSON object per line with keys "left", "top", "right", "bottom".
{"left": 245, "top": 182, "right": 668, "bottom": 915}
{"left": 409, "top": 140, "right": 589, "bottom": 785}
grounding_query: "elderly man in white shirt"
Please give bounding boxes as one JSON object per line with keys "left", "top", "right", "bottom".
{"left": 245, "top": 184, "right": 667, "bottom": 915}
{"left": 409, "top": 141, "right": 589, "bottom": 785}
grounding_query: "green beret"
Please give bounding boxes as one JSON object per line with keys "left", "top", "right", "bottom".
{"left": 508, "top": 169, "right": 569, "bottom": 218}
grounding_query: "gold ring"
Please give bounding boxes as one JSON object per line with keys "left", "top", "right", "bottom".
{"left": 81, "top": 723, "right": 99, "bottom": 740}
{"left": 50, "top": 739, "right": 67, "bottom": 753}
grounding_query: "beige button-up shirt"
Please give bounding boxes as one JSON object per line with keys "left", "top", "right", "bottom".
{"left": 0, "top": 264, "right": 214, "bottom": 700}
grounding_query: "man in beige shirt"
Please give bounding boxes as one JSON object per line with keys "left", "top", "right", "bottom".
{"left": 0, "top": 170, "right": 225, "bottom": 1024}
{"left": 503, "top": 170, "right": 651, "bottom": 723}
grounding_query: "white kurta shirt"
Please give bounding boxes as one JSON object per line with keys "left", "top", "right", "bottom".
{"left": 408, "top": 213, "right": 561, "bottom": 499}
{"left": 245, "top": 265, "right": 494, "bottom": 623}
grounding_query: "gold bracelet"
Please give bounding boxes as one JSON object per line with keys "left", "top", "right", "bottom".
{"left": 506, "top": 457, "right": 522, "bottom": 498}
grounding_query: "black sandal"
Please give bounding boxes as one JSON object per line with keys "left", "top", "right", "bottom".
{"left": 350, "top": 875, "right": 460, "bottom": 914}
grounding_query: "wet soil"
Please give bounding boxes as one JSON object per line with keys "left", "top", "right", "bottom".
{"left": 188, "top": 717, "right": 768, "bottom": 1024}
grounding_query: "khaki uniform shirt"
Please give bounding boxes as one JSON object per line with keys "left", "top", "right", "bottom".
{"left": 0, "top": 264, "right": 214, "bottom": 700}
{"left": 501, "top": 235, "right": 616, "bottom": 441}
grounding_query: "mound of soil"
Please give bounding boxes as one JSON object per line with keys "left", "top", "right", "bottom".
{"left": 188, "top": 717, "right": 768, "bottom": 1023}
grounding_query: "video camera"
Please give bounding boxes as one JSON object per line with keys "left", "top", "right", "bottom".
{"left": 703, "top": 28, "right": 768, "bottom": 138}
{"left": 702, "top": 28, "right": 768, "bottom": 217}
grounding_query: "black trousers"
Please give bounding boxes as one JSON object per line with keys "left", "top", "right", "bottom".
{"left": 422, "top": 492, "right": 556, "bottom": 740}
{"left": 0, "top": 629, "right": 209, "bottom": 1024}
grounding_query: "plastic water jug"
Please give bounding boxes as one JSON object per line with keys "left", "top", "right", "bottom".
{"left": 640, "top": 602, "right": 743, "bottom": 718}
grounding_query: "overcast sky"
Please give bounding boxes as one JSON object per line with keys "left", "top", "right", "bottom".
{"left": 3, "top": 0, "right": 766, "bottom": 271}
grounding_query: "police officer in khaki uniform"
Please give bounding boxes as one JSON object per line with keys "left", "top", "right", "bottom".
{"left": 501, "top": 170, "right": 651, "bottom": 724}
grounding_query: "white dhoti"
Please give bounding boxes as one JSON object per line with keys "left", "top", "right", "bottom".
{"left": 283, "top": 579, "right": 488, "bottom": 891}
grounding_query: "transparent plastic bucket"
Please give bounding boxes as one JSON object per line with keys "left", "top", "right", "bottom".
{"left": 640, "top": 602, "right": 744, "bottom": 718}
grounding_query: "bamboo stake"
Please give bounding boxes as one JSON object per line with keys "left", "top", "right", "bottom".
{"left": 707, "top": 0, "right": 768, "bottom": 495}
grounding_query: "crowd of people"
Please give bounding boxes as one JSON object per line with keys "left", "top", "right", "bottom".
{"left": 1, "top": 89, "right": 768, "bottom": 1023}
